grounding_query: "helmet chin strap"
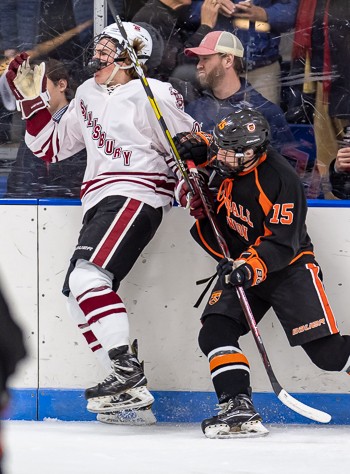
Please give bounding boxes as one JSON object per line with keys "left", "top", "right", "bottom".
{"left": 102, "top": 64, "right": 119, "bottom": 86}
{"left": 103, "top": 62, "right": 133, "bottom": 86}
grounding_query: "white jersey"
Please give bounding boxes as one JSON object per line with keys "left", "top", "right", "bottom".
{"left": 25, "top": 78, "right": 198, "bottom": 215}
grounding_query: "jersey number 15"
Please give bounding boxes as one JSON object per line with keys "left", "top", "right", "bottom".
{"left": 269, "top": 203, "right": 294, "bottom": 225}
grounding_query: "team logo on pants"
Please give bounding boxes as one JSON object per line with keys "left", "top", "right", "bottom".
{"left": 209, "top": 290, "right": 222, "bottom": 305}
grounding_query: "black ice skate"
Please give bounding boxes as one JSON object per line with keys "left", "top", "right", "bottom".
{"left": 201, "top": 393, "right": 269, "bottom": 439}
{"left": 85, "top": 345, "right": 154, "bottom": 413}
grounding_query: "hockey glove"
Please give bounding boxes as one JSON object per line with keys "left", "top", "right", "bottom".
{"left": 217, "top": 258, "right": 254, "bottom": 289}
{"left": 217, "top": 249, "right": 267, "bottom": 289}
{"left": 6, "top": 52, "right": 50, "bottom": 119}
{"left": 175, "top": 179, "right": 206, "bottom": 220}
{"left": 173, "top": 131, "right": 212, "bottom": 166}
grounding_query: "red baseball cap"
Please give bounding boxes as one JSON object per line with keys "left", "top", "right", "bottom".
{"left": 184, "top": 31, "right": 244, "bottom": 58}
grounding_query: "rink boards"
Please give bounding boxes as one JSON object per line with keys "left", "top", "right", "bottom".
{"left": 0, "top": 199, "right": 349, "bottom": 423}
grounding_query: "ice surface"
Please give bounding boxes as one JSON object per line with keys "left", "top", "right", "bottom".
{"left": 2, "top": 421, "right": 350, "bottom": 474}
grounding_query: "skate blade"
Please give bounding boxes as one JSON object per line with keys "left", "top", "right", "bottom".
{"left": 97, "top": 407, "right": 157, "bottom": 426}
{"left": 87, "top": 386, "right": 154, "bottom": 413}
{"left": 204, "top": 420, "right": 269, "bottom": 439}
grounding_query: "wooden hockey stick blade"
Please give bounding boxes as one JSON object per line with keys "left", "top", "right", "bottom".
{"left": 277, "top": 389, "right": 331, "bottom": 423}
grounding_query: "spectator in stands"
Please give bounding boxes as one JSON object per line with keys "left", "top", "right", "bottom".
{"left": 0, "top": 0, "right": 93, "bottom": 60}
{"left": 224, "top": 0, "right": 299, "bottom": 105}
{"left": 188, "top": 0, "right": 299, "bottom": 105}
{"left": 0, "top": 100, "right": 13, "bottom": 145}
{"left": 37, "top": 0, "right": 93, "bottom": 71}
{"left": 112, "top": 0, "right": 149, "bottom": 20}
{"left": 0, "top": 0, "right": 93, "bottom": 146}
{"left": 291, "top": 0, "right": 350, "bottom": 198}
{"left": 184, "top": 30, "right": 295, "bottom": 151}
{"left": 0, "top": 284, "right": 26, "bottom": 474}
{"left": 0, "top": 1, "right": 41, "bottom": 145}
{"left": 5, "top": 59, "right": 86, "bottom": 198}
{"left": 133, "top": 0, "right": 220, "bottom": 84}
{"left": 329, "top": 145, "right": 350, "bottom": 200}
{"left": 0, "top": 1, "right": 41, "bottom": 59}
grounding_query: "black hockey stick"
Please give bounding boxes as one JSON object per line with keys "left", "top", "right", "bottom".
{"left": 114, "top": 15, "right": 331, "bottom": 424}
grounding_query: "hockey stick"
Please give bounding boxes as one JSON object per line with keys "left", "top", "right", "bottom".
{"left": 113, "top": 15, "right": 192, "bottom": 188}
{"left": 185, "top": 168, "right": 332, "bottom": 424}
{"left": 0, "top": 19, "right": 93, "bottom": 76}
{"left": 114, "top": 15, "right": 331, "bottom": 424}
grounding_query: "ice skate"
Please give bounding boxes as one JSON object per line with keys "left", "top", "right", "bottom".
{"left": 201, "top": 393, "right": 269, "bottom": 439}
{"left": 97, "top": 404, "right": 157, "bottom": 426}
{"left": 85, "top": 345, "right": 154, "bottom": 413}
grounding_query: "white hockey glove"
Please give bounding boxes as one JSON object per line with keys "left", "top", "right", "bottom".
{"left": 6, "top": 52, "right": 50, "bottom": 119}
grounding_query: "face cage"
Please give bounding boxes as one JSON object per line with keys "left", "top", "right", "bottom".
{"left": 83, "top": 34, "right": 126, "bottom": 75}
{"left": 209, "top": 143, "right": 262, "bottom": 177}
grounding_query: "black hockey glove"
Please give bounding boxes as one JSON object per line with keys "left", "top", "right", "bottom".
{"left": 173, "top": 131, "right": 212, "bottom": 166}
{"left": 216, "top": 258, "right": 254, "bottom": 290}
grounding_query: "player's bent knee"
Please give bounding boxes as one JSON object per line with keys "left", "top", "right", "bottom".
{"left": 302, "top": 334, "right": 350, "bottom": 371}
{"left": 198, "top": 314, "right": 243, "bottom": 356}
{"left": 69, "top": 259, "right": 113, "bottom": 298}
{"left": 66, "top": 292, "right": 87, "bottom": 324}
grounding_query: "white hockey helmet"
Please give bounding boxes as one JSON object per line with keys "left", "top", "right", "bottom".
{"left": 100, "top": 22, "right": 153, "bottom": 64}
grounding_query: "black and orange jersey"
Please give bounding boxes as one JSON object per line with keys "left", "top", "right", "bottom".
{"left": 191, "top": 147, "right": 314, "bottom": 275}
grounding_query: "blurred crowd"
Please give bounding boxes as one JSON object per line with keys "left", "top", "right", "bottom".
{"left": 0, "top": 0, "right": 349, "bottom": 200}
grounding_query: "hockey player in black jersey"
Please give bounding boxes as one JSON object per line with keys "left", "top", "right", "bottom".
{"left": 175, "top": 108, "right": 350, "bottom": 438}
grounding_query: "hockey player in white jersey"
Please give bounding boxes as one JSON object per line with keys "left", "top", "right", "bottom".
{"left": 6, "top": 21, "right": 199, "bottom": 424}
